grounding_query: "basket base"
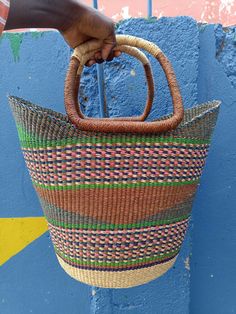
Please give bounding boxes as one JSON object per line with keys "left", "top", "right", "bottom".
{"left": 57, "top": 255, "right": 177, "bottom": 288}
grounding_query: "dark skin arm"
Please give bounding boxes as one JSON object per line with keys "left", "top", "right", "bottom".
{"left": 5, "top": 0, "right": 119, "bottom": 65}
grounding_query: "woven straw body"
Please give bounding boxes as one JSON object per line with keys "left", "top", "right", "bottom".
{"left": 9, "top": 97, "right": 220, "bottom": 288}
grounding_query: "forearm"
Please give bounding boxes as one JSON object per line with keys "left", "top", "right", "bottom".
{"left": 4, "top": 0, "right": 116, "bottom": 60}
{"left": 4, "top": 0, "right": 82, "bottom": 31}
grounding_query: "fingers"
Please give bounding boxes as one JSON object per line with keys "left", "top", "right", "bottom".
{"left": 64, "top": 4, "right": 122, "bottom": 67}
{"left": 114, "top": 50, "right": 122, "bottom": 57}
{"left": 86, "top": 60, "right": 96, "bottom": 67}
{"left": 85, "top": 50, "right": 121, "bottom": 67}
{"left": 106, "top": 50, "right": 122, "bottom": 61}
{"left": 80, "top": 8, "right": 116, "bottom": 60}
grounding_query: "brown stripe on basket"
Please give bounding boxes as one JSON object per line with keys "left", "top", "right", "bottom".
{"left": 40, "top": 197, "right": 193, "bottom": 225}
{"left": 36, "top": 184, "right": 197, "bottom": 224}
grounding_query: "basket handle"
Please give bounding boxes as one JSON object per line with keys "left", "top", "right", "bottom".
{"left": 67, "top": 44, "right": 155, "bottom": 122}
{"left": 65, "top": 35, "right": 184, "bottom": 134}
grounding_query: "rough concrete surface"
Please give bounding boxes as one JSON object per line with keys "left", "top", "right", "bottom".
{"left": 190, "top": 24, "right": 236, "bottom": 314}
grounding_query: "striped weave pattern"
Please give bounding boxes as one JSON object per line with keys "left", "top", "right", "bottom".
{"left": 22, "top": 142, "right": 208, "bottom": 186}
{"left": 9, "top": 97, "right": 220, "bottom": 288}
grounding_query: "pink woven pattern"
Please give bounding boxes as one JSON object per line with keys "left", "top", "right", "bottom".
{"left": 22, "top": 143, "right": 208, "bottom": 186}
{"left": 49, "top": 219, "right": 189, "bottom": 263}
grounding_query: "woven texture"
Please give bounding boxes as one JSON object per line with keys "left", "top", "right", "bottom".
{"left": 9, "top": 97, "right": 220, "bottom": 288}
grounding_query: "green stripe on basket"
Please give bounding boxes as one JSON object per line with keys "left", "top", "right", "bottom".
{"left": 17, "top": 126, "right": 35, "bottom": 143}
{"left": 16, "top": 125, "right": 210, "bottom": 147}
{"left": 33, "top": 179, "right": 199, "bottom": 190}
{"left": 47, "top": 213, "right": 190, "bottom": 230}
{"left": 55, "top": 248, "right": 179, "bottom": 267}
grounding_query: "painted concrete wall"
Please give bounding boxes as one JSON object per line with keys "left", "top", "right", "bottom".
{"left": 0, "top": 32, "right": 92, "bottom": 314}
{"left": 0, "top": 17, "right": 235, "bottom": 314}
{"left": 81, "top": 0, "right": 236, "bottom": 26}
{"left": 190, "top": 24, "right": 236, "bottom": 314}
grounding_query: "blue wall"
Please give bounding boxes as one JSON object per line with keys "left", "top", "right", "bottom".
{"left": 190, "top": 24, "right": 236, "bottom": 314}
{"left": 0, "top": 17, "right": 235, "bottom": 314}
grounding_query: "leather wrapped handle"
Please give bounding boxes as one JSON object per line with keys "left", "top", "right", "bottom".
{"left": 67, "top": 44, "right": 155, "bottom": 122}
{"left": 65, "top": 35, "right": 184, "bottom": 134}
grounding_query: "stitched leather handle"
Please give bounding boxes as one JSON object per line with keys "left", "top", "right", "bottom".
{"left": 65, "top": 35, "right": 184, "bottom": 134}
{"left": 66, "top": 44, "right": 155, "bottom": 122}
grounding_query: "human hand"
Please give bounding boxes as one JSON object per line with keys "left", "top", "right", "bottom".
{"left": 60, "top": 1, "right": 120, "bottom": 65}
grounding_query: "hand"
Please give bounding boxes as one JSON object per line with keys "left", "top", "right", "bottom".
{"left": 5, "top": 0, "right": 120, "bottom": 65}
{"left": 60, "top": 1, "right": 119, "bottom": 65}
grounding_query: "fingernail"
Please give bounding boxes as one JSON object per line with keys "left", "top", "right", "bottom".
{"left": 95, "top": 58, "right": 104, "bottom": 64}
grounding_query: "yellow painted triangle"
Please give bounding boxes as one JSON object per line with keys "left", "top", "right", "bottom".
{"left": 0, "top": 217, "right": 48, "bottom": 266}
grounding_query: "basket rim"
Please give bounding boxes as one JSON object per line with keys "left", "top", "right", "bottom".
{"left": 8, "top": 95, "right": 221, "bottom": 135}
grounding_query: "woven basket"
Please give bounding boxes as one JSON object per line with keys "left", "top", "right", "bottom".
{"left": 9, "top": 35, "right": 220, "bottom": 288}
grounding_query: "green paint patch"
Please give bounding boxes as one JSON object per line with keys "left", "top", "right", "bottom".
{"left": 0, "top": 32, "right": 45, "bottom": 61}
{"left": 31, "top": 32, "right": 44, "bottom": 39}
{"left": 146, "top": 17, "right": 157, "bottom": 23}
{"left": 6, "top": 33, "right": 24, "bottom": 62}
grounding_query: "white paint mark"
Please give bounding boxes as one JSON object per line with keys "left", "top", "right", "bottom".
{"left": 98, "top": 5, "right": 105, "bottom": 13}
{"left": 121, "top": 6, "right": 131, "bottom": 19}
{"left": 219, "top": 0, "right": 234, "bottom": 14}
{"left": 201, "top": 11, "right": 205, "bottom": 20}
{"left": 184, "top": 256, "right": 190, "bottom": 271}
{"left": 91, "top": 288, "right": 96, "bottom": 296}
{"left": 200, "top": 0, "right": 217, "bottom": 23}
{"left": 111, "top": 13, "right": 120, "bottom": 20}
{"left": 130, "top": 69, "right": 136, "bottom": 76}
